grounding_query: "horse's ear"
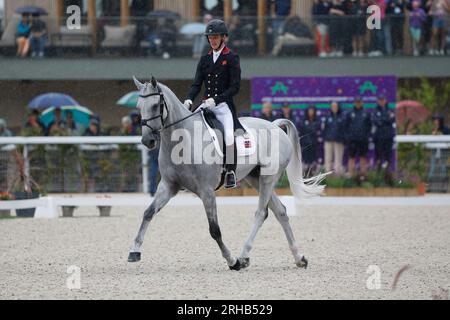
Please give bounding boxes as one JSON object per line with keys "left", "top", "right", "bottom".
{"left": 150, "top": 75, "right": 157, "bottom": 88}
{"left": 133, "top": 76, "right": 144, "bottom": 91}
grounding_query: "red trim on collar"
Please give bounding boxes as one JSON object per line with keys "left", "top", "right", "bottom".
{"left": 208, "top": 46, "right": 231, "bottom": 56}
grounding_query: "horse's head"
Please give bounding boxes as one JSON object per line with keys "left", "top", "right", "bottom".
{"left": 133, "top": 75, "right": 167, "bottom": 150}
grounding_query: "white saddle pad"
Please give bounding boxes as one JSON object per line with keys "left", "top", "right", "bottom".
{"left": 201, "top": 113, "right": 256, "bottom": 158}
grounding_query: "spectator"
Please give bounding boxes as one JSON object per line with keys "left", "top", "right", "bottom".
{"left": 279, "top": 104, "right": 299, "bottom": 131}
{"left": 322, "top": 101, "right": 345, "bottom": 175}
{"left": 83, "top": 118, "right": 101, "bottom": 136}
{"left": 46, "top": 107, "right": 67, "bottom": 136}
{"left": 271, "top": 15, "right": 313, "bottom": 56}
{"left": 24, "top": 110, "right": 45, "bottom": 135}
{"left": 428, "top": 114, "right": 449, "bottom": 189}
{"left": 270, "top": 0, "right": 292, "bottom": 48}
{"left": 16, "top": 13, "right": 31, "bottom": 58}
{"left": 386, "top": 0, "right": 406, "bottom": 55}
{"left": 313, "top": 0, "right": 332, "bottom": 57}
{"left": 429, "top": 0, "right": 450, "bottom": 55}
{"left": 299, "top": 105, "right": 320, "bottom": 176}
{"left": 372, "top": 94, "right": 396, "bottom": 171}
{"left": 147, "top": 17, "right": 177, "bottom": 59}
{"left": 345, "top": 96, "right": 371, "bottom": 179}
{"left": 351, "top": 0, "right": 369, "bottom": 57}
{"left": 130, "top": 111, "right": 142, "bottom": 135}
{"left": 409, "top": 0, "right": 427, "bottom": 56}
{"left": 368, "top": 0, "right": 387, "bottom": 57}
{"left": 29, "top": 13, "right": 47, "bottom": 59}
{"left": 260, "top": 101, "right": 277, "bottom": 122}
{"left": 0, "top": 118, "right": 12, "bottom": 137}
{"left": 432, "top": 114, "right": 450, "bottom": 134}
{"left": 329, "top": 0, "right": 347, "bottom": 57}
{"left": 193, "top": 14, "right": 213, "bottom": 59}
{"left": 407, "top": 0, "right": 433, "bottom": 55}
{"left": 121, "top": 115, "right": 140, "bottom": 135}
{"left": 65, "top": 111, "right": 82, "bottom": 136}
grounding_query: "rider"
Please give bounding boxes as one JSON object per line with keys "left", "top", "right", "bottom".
{"left": 184, "top": 19, "right": 244, "bottom": 189}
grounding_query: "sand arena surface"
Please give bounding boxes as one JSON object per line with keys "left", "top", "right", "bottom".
{"left": 1, "top": 199, "right": 449, "bottom": 300}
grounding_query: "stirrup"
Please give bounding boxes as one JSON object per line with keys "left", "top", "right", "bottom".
{"left": 224, "top": 170, "right": 237, "bottom": 189}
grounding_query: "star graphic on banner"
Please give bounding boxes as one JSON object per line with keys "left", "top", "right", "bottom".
{"left": 359, "top": 81, "right": 378, "bottom": 94}
{"left": 271, "top": 81, "right": 289, "bottom": 95}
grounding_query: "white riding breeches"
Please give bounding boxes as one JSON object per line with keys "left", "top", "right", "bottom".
{"left": 202, "top": 102, "right": 235, "bottom": 146}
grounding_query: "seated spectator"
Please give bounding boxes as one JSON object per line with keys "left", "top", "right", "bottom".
{"left": 16, "top": 13, "right": 31, "bottom": 58}
{"left": 24, "top": 110, "right": 45, "bottom": 135}
{"left": 272, "top": 15, "right": 313, "bottom": 56}
{"left": 260, "top": 101, "right": 277, "bottom": 122}
{"left": 432, "top": 114, "right": 450, "bottom": 135}
{"left": 345, "top": 96, "right": 372, "bottom": 180}
{"left": 322, "top": 101, "right": 345, "bottom": 175}
{"left": 65, "top": 111, "right": 83, "bottom": 136}
{"left": 299, "top": 105, "right": 320, "bottom": 177}
{"left": 147, "top": 17, "right": 177, "bottom": 59}
{"left": 83, "top": 118, "right": 101, "bottom": 136}
{"left": 29, "top": 13, "right": 47, "bottom": 59}
{"left": 0, "top": 118, "right": 12, "bottom": 137}
{"left": 46, "top": 107, "right": 67, "bottom": 136}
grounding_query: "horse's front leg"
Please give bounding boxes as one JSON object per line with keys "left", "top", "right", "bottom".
{"left": 200, "top": 191, "right": 240, "bottom": 270}
{"left": 128, "top": 180, "right": 179, "bottom": 262}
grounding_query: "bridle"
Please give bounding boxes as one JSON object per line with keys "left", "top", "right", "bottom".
{"left": 139, "top": 85, "right": 203, "bottom": 134}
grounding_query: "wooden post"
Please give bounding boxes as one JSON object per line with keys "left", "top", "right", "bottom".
{"left": 257, "top": 0, "right": 266, "bottom": 56}
{"left": 55, "top": 0, "right": 64, "bottom": 27}
{"left": 192, "top": 0, "right": 201, "bottom": 21}
{"left": 224, "top": 0, "right": 232, "bottom": 23}
{"left": 88, "top": 0, "right": 97, "bottom": 55}
{"left": 120, "top": 0, "right": 130, "bottom": 27}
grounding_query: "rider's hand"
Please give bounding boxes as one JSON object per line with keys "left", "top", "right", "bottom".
{"left": 183, "top": 99, "right": 193, "bottom": 110}
{"left": 205, "top": 98, "right": 216, "bottom": 109}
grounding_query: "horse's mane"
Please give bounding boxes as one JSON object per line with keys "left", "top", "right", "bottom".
{"left": 156, "top": 82, "right": 190, "bottom": 112}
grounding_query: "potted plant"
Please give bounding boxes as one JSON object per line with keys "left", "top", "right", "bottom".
{"left": 0, "top": 191, "right": 16, "bottom": 218}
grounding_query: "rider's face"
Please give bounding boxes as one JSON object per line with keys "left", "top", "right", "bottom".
{"left": 208, "top": 35, "right": 225, "bottom": 50}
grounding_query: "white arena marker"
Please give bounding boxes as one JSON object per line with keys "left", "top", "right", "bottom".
{"left": 34, "top": 197, "right": 59, "bottom": 219}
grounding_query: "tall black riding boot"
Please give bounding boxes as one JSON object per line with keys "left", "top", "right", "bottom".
{"left": 224, "top": 144, "right": 237, "bottom": 189}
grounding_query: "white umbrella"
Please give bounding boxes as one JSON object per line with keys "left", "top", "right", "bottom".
{"left": 180, "top": 22, "right": 206, "bottom": 35}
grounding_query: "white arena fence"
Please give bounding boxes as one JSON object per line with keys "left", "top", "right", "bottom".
{"left": 0, "top": 135, "right": 449, "bottom": 218}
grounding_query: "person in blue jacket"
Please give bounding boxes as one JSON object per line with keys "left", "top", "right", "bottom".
{"left": 344, "top": 96, "right": 372, "bottom": 179}
{"left": 372, "top": 94, "right": 396, "bottom": 171}
{"left": 299, "top": 105, "right": 320, "bottom": 177}
{"left": 322, "top": 101, "right": 345, "bottom": 175}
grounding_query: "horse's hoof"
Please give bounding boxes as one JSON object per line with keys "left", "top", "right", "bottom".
{"left": 128, "top": 252, "right": 141, "bottom": 263}
{"left": 296, "top": 256, "right": 308, "bottom": 269}
{"left": 229, "top": 259, "right": 241, "bottom": 271}
{"left": 238, "top": 257, "right": 250, "bottom": 269}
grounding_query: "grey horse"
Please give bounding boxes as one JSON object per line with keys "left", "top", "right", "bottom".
{"left": 128, "top": 76, "right": 328, "bottom": 270}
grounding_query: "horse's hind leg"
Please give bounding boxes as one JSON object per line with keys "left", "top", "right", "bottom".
{"left": 238, "top": 175, "right": 279, "bottom": 269}
{"left": 269, "top": 194, "right": 308, "bottom": 268}
{"left": 128, "top": 180, "right": 179, "bottom": 262}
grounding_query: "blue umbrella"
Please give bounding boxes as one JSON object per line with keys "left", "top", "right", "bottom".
{"left": 15, "top": 6, "right": 48, "bottom": 16}
{"left": 28, "top": 93, "right": 80, "bottom": 110}
{"left": 180, "top": 22, "right": 206, "bottom": 35}
{"left": 147, "top": 10, "right": 180, "bottom": 19}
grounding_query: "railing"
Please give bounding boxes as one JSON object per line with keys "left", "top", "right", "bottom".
{"left": 1, "top": 14, "right": 449, "bottom": 58}
{"left": 0, "top": 135, "right": 449, "bottom": 194}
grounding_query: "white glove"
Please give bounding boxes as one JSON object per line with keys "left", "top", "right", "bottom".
{"left": 204, "top": 98, "right": 216, "bottom": 109}
{"left": 183, "top": 99, "right": 193, "bottom": 110}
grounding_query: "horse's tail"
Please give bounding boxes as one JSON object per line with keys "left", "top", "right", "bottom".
{"left": 273, "top": 118, "right": 330, "bottom": 199}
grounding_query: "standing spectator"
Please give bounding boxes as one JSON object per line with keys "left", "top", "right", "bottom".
{"left": 329, "top": 0, "right": 347, "bottom": 57}
{"left": 270, "top": 0, "right": 292, "bottom": 49}
{"left": 372, "top": 94, "right": 396, "bottom": 171}
{"left": 345, "top": 96, "right": 372, "bottom": 179}
{"left": 322, "top": 101, "right": 345, "bottom": 175}
{"left": 83, "top": 118, "right": 101, "bottom": 136}
{"left": 0, "top": 119, "right": 12, "bottom": 137}
{"left": 260, "top": 101, "right": 277, "bottom": 122}
{"left": 29, "top": 13, "right": 47, "bottom": 59}
{"left": 386, "top": 0, "right": 406, "bottom": 55}
{"left": 409, "top": 0, "right": 427, "bottom": 56}
{"left": 279, "top": 104, "right": 300, "bottom": 131}
{"left": 429, "top": 0, "right": 450, "bottom": 55}
{"left": 299, "top": 105, "right": 320, "bottom": 176}
{"left": 16, "top": 14, "right": 31, "bottom": 58}
{"left": 46, "top": 107, "right": 67, "bottom": 136}
{"left": 65, "top": 111, "right": 82, "bottom": 136}
{"left": 313, "top": 0, "right": 332, "bottom": 57}
{"left": 352, "top": 0, "right": 369, "bottom": 57}
{"left": 24, "top": 110, "right": 45, "bottom": 135}
{"left": 368, "top": 0, "right": 387, "bottom": 57}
